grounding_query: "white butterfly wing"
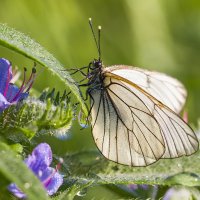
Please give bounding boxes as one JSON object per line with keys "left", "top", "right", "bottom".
{"left": 153, "top": 106, "right": 198, "bottom": 158}
{"left": 90, "top": 71, "right": 198, "bottom": 166}
{"left": 90, "top": 76, "right": 165, "bottom": 166}
{"left": 110, "top": 72, "right": 198, "bottom": 159}
{"left": 107, "top": 65, "right": 187, "bottom": 113}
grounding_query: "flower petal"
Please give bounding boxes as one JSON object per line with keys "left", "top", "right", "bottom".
{"left": 24, "top": 143, "right": 52, "bottom": 174}
{"left": 39, "top": 167, "right": 63, "bottom": 196}
{"left": 6, "top": 84, "right": 28, "bottom": 102}
{"left": 18, "top": 92, "right": 29, "bottom": 101}
{"left": 8, "top": 183, "right": 26, "bottom": 199}
{"left": 0, "top": 93, "right": 10, "bottom": 112}
{"left": 163, "top": 188, "right": 191, "bottom": 200}
{"left": 5, "top": 84, "right": 19, "bottom": 102}
{"left": 0, "top": 58, "right": 12, "bottom": 94}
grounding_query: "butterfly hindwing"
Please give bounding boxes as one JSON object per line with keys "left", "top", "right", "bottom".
{"left": 153, "top": 106, "right": 199, "bottom": 158}
{"left": 102, "top": 71, "right": 198, "bottom": 163}
{"left": 90, "top": 75, "right": 166, "bottom": 166}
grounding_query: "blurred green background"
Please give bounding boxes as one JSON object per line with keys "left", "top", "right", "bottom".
{"left": 0, "top": 0, "right": 200, "bottom": 199}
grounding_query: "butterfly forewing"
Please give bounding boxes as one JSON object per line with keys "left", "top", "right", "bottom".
{"left": 107, "top": 65, "right": 187, "bottom": 113}
{"left": 91, "top": 75, "right": 165, "bottom": 166}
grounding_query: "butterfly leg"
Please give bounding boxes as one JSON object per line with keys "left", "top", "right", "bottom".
{"left": 69, "top": 61, "right": 93, "bottom": 76}
{"left": 68, "top": 66, "right": 88, "bottom": 76}
{"left": 80, "top": 90, "right": 95, "bottom": 127}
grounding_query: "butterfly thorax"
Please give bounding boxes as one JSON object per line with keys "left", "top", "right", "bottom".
{"left": 86, "top": 59, "right": 104, "bottom": 91}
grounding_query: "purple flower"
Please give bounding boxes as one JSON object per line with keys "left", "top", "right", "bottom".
{"left": 128, "top": 184, "right": 158, "bottom": 199}
{"left": 163, "top": 188, "right": 191, "bottom": 200}
{"left": 129, "top": 184, "right": 149, "bottom": 191}
{"left": 0, "top": 58, "right": 35, "bottom": 112}
{"left": 8, "top": 143, "right": 63, "bottom": 198}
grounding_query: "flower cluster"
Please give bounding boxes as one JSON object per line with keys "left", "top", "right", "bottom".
{"left": 8, "top": 143, "right": 63, "bottom": 198}
{"left": 0, "top": 58, "right": 35, "bottom": 112}
{"left": 0, "top": 58, "right": 63, "bottom": 197}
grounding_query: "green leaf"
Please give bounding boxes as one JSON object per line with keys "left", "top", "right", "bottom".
{"left": 0, "top": 141, "right": 49, "bottom": 199}
{"left": 53, "top": 181, "right": 93, "bottom": 200}
{"left": 0, "top": 23, "right": 87, "bottom": 114}
{"left": 61, "top": 149, "right": 200, "bottom": 187}
{"left": 9, "top": 143, "right": 23, "bottom": 154}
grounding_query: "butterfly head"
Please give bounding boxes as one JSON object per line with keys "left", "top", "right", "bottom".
{"left": 87, "top": 58, "right": 103, "bottom": 75}
{"left": 93, "top": 58, "right": 102, "bottom": 69}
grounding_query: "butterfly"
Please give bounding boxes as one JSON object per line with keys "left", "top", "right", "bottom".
{"left": 75, "top": 19, "right": 199, "bottom": 166}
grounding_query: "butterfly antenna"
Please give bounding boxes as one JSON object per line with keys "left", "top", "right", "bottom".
{"left": 89, "top": 18, "right": 101, "bottom": 60}
{"left": 98, "top": 26, "right": 101, "bottom": 60}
